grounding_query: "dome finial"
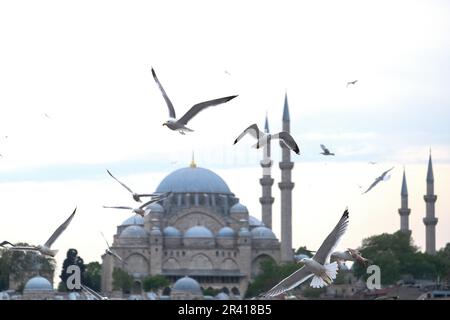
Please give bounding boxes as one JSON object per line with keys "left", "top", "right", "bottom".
{"left": 190, "top": 151, "right": 197, "bottom": 168}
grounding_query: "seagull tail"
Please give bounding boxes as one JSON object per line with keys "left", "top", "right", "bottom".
{"left": 47, "top": 249, "right": 59, "bottom": 257}
{"left": 324, "top": 261, "right": 339, "bottom": 281}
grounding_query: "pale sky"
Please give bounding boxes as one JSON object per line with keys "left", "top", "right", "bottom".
{"left": 0, "top": 0, "right": 449, "bottom": 284}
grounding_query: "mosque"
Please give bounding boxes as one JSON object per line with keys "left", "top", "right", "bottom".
{"left": 100, "top": 95, "right": 296, "bottom": 297}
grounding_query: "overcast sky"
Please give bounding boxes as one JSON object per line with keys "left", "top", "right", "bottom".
{"left": 0, "top": 0, "right": 449, "bottom": 284}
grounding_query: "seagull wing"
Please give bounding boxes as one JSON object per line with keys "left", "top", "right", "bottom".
{"left": 110, "top": 251, "right": 126, "bottom": 264}
{"left": 80, "top": 284, "right": 107, "bottom": 300}
{"left": 100, "top": 232, "right": 111, "bottom": 250}
{"left": 262, "top": 266, "right": 313, "bottom": 298}
{"left": 320, "top": 144, "right": 329, "bottom": 153}
{"left": 106, "top": 170, "right": 134, "bottom": 194}
{"left": 178, "top": 95, "right": 238, "bottom": 125}
{"left": 233, "top": 124, "right": 264, "bottom": 145}
{"left": 380, "top": 167, "right": 394, "bottom": 179}
{"left": 362, "top": 179, "right": 381, "bottom": 194}
{"left": 151, "top": 67, "right": 176, "bottom": 118}
{"left": 273, "top": 131, "right": 300, "bottom": 155}
{"left": 312, "top": 209, "right": 350, "bottom": 265}
{"left": 0, "top": 241, "right": 14, "bottom": 247}
{"left": 103, "top": 206, "right": 133, "bottom": 210}
{"left": 44, "top": 207, "right": 77, "bottom": 248}
{"left": 139, "top": 198, "right": 163, "bottom": 209}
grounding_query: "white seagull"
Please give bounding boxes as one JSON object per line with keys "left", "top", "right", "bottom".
{"left": 331, "top": 248, "right": 369, "bottom": 267}
{"left": 320, "top": 144, "right": 335, "bottom": 156}
{"left": 362, "top": 167, "right": 394, "bottom": 194}
{"left": 101, "top": 232, "right": 127, "bottom": 265}
{"left": 107, "top": 169, "right": 162, "bottom": 203}
{"left": 233, "top": 123, "right": 300, "bottom": 155}
{"left": 262, "top": 209, "right": 349, "bottom": 298}
{"left": 103, "top": 194, "right": 170, "bottom": 217}
{"left": 151, "top": 67, "right": 238, "bottom": 134}
{"left": 1, "top": 207, "right": 77, "bottom": 257}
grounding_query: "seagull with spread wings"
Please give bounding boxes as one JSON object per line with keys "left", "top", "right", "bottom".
{"left": 233, "top": 123, "right": 300, "bottom": 155}
{"left": 362, "top": 167, "right": 394, "bottom": 194}
{"left": 262, "top": 209, "right": 349, "bottom": 298}
{"left": 151, "top": 67, "right": 238, "bottom": 134}
{"left": 103, "top": 194, "right": 170, "bottom": 217}
{"left": 1, "top": 207, "right": 76, "bottom": 257}
{"left": 107, "top": 169, "right": 162, "bottom": 203}
{"left": 101, "top": 232, "right": 127, "bottom": 265}
{"left": 320, "top": 144, "right": 335, "bottom": 156}
{"left": 331, "top": 248, "right": 369, "bottom": 267}
{"left": 346, "top": 80, "right": 358, "bottom": 87}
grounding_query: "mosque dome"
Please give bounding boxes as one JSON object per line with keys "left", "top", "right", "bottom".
{"left": 215, "top": 292, "right": 230, "bottom": 300}
{"left": 217, "top": 226, "right": 235, "bottom": 238}
{"left": 24, "top": 276, "right": 53, "bottom": 292}
{"left": 120, "top": 225, "right": 148, "bottom": 238}
{"left": 230, "top": 203, "right": 248, "bottom": 214}
{"left": 238, "top": 227, "right": 251, "bottom": 237}
{"left": 249, "top": 216, "right": 264, "bottom": 227}
{"left": 163, "top": 226, "right": 182, "bottom": 237}
{"left": 184, "top": 226, "right": 214, "bottom": 238}
{"left": 147, "top": 202, "right": 165, "bottom": 213}
{"left": 121, "top": 215, "right": 144, "bottom": 226}
{"left": 172, "top": 276, "right": 202, "bottom": 294}
{"left": 155, "top": 166, "right": 232, "bottom": 194}
{"left": 251, "top": 226, "right": 277, "bottom": 239}
{"left": 150, "top": 227, "right": 162, "bottom": 236}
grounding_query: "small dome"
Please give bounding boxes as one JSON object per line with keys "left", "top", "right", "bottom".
{"left": 217, "top": 227, "right": 235, "bottom": 238}
{"left": 147, "top": 202, "right": 165, "bottom": 213}
{"left": 184, "top": 226, "right": 214, "bottom": 238}
{"left": 172, "top": 276, "right": 202, "bottom": 294}
{"left": 150, "top": 227, "right": 162, "bottom": 236}
{"left": 68, "top": 292, "right": 81, "bottom": 300}
{"left": 120, "top": 225, "right": 148, "bottom": 238}
{"left": 249, "top": 216, "right": 264, "bottom": 227}
{"left": 215, "top": 292, "right": 230, "bottom": 300}
{"left": 121, "top": 214, "right": 144, "bottom": 226}
{"left": 163, "top": 226, "right": 181, "bottom": 238}
{"left": 24, "top": 276, "right": 53, "bottom": 292}
{"left": 238, "top": 227, "right": 251, "bottom": 237}
{"left": 230, "top": 203, "right": 248, "bottom": 214}
{"left": 251, "top": 226, "right": 277, "bottom": 239}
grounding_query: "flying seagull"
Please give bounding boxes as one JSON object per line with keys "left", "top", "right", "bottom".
{"left": 331, "top": 248, "right": 369, "bottom": 267}
{"left": 151, "top": 67, "right": 238, "bottom": 134}
{"left": 1, "top": 207, "right": 77, "bottom": 257}
{"left": 107, "top": 169, "right": 162, "bottom": 202}
{"left": 362, "top": 167, "right": 394, "bottom": 194}
{"left": 262, "top": 209, "right": 349, "bottom": 298}
{"left": 101, "top": 232, "right": 127, "bottom": 265}
{"left": 233, "top": 123, "right": 300, "bottom": 155}
{"left": 346, "top": 80, "right": 358, "bottom": 87}
{"left": 103, "top": 194, "right": 170, "bottom": 217}
{"left": 0, "top": 241, "right": 14, "bottom": 248}
{"left": 368, "top": 161, "right": 377, "bottom": 165}
{"left": 320, "top": 144, "right": 335, "bottom": 156}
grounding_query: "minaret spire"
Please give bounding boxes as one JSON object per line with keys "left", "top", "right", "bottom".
{"left": 423, "top": 150, "right": 437, "bottom": 254}
{"left": 398, "top": 168, "right": 411, "bottom": 233}
{"left": 279, "top": 92, "right": 294, "bottom": 262}
{"left": 259, "top": 113, "right": 274, "bottom": 228}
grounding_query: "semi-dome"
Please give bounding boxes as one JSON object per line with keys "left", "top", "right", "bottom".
{"left": 121, "top": 214, "right": 144, "bottom": 226}
{"left": 238, "top": 227, "right": 251, "bottom": 237}
{"left": 249, "top": 216, "right": 264, "bottom": 227}
{"left": 155, "top": 166, "right": 232, "bottom": 194}
{"left": 217, "top": 226, "right": 235, "bottom": 238}
{"left": 230, "top": 203, "right": 248, "bottom": 214}
{"left": 163, "top": 226, "right": 182, "bottom": 237}
{"left": 184, "top": 226, "right": 214, "bottom": 238}
{"left": 172, "top": 276, "right": 201, "bottom": 294}
{"left": 120, "top": 225, "right": 148, "bottom": 238}
{"left": 147, "top": 202, "right": 165, "bottom": 213}
{"left": 251, "top": 226, "right": 277, "bottom": 239}
{"left": 24, "top": 276, "right": 53, "bottom": 292}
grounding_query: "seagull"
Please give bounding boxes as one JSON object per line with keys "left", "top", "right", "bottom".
{"left": 101, "top": 232, "right": 127, "bottom": 265}
{"left": 233, "top": 123, "right": 300, "bottom": 155}
{"left": 331, "top": 248, "right": 369, "bottom": 267}
{"left": 107, "top": 169, "right": 162, "bottom": 203}
{"left": 362, "top": 167, "right": 394, "bottom": 194}
{"left": 151, "top": 67, "right": 238, "bottom": 134}
{"left": 80, "top": 284, "right": 108, "bottom": 300}
{"left": 1, "top": 207, "right": 77, "bottom": 257}
{"left": 0, "top": 241, "right": 14, "bottom": 248}
{"left": 103, "top": 195, "right": 170, "bottom": 217}
{"left": 320, "top": 144, "right": 335, "bottom": 156}
{"left": 368, "top": 161, "right": 377, "bottom": 165}
{"left": 262, "top": 209, "right": 349, "bottom": 298}
{"left": 346, "top": 80, "right": 358, "bottom": 87}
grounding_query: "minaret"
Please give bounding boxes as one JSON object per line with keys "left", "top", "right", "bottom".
{"left": 279, "top": 93, "right": 294, "bottom": 262}
{"left": 259, "top": 113, "right": 274, "bottom": 228}
{"left": 423, "top": 151, "right": 438, "bottom": 254}
{"left": 398, "top": 168, "right": 411, "bottom": 233}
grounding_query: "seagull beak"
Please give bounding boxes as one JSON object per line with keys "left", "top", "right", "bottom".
{"left": 162, "top": 123, "right": 166, "bottom": 126}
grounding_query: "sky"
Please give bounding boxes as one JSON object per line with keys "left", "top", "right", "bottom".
{"left": 0, "top": 0, "right": 449, "bottom": 285}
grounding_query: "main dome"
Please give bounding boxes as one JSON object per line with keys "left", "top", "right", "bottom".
{"left": 155, "top": 166, "right": 232, "bottom": 194}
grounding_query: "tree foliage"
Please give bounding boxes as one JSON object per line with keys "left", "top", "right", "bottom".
{"left": 112, "top": 268, "right": 133, "bottom": 293}
{"left": 142, "top": 275, "right": 170, "bottom": 292}
{"left": 83, "top": 262, "right": 102, "bottom": 292}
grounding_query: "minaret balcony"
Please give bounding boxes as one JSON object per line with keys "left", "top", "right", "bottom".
{"left": 398, "top": 208, "right": 411, "bottom": 216}
{"left": 259, "top": 177, "right": 274, "bottom": 185}
{"left": 423, "top": 195, "right": 437, "bottom": 202}
{"left": 278, "top": 182, "right": 294, "bottom": 190}
{"left": 279, "top": 162, "right": 294, "bottom": 170}
{"left": 423, "top": 217, "right": 438, "bottom": 226}
{"left": 259, "top": 197, "right": 275, "bottom": 205}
